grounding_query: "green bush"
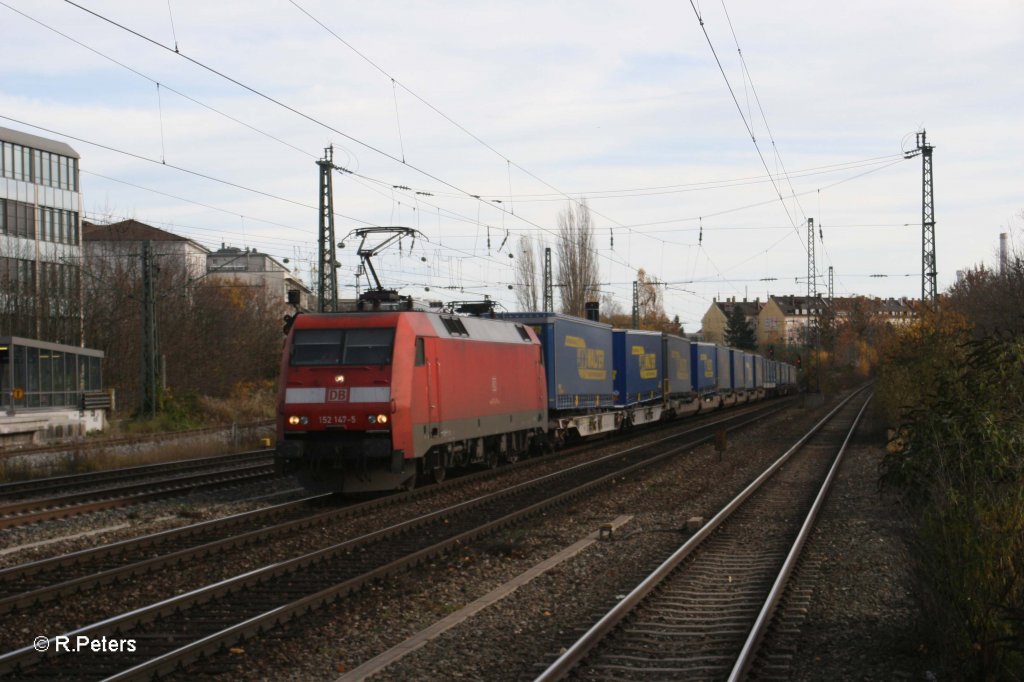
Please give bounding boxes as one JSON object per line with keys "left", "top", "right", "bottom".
{"left": 880, "top": 333, "right": 1024, "bottom": 678}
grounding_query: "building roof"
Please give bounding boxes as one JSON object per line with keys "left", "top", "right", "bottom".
{"left": 207, "top": 245, "right": 287, "bottom": 273}
{"left": 711, "top": 298, "right": 764, "bottom": 317}
{"left": 770, "top": 294, "right": 918, "bottom": 317}
{"left": 0, "top": 125, "right": 80, "bottom": 159}
{"left": 82, "top": 220, "right": 207, "bottom": 249}
{"left": 769, "top": 295, "right": 828, "bottom": 315}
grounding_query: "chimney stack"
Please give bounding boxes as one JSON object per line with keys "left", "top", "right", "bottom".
{"left": 1000, "top": 232, "right": 1009, "bottom": 275}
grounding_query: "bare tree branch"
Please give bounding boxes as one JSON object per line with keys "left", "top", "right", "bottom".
{"left": 556, "top": 199, "right": 599, "bottom": 317}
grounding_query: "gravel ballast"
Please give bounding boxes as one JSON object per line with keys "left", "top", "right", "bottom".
{"left": 175, "top": 395, "right": 934, "bottom": 681}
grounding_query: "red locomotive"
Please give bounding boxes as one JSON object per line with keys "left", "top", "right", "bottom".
{"left": 274, "top": 308, "right": 547, "bottom": 493}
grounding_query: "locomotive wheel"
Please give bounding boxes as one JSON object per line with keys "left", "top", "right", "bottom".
{"left": 431, "top": 465, "right": 446, "bottom": 484}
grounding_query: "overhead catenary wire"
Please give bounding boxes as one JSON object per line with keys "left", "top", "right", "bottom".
{"left": 285, "top": 0, "right": 650, "bottom": 270}
{"left": 0, "top": 114, "right": 364, "bottom": 219}
{"left": 0, "top": 1, "right": 318, "bottom": 161}
{"left": 14, "top": 0, "right": 910, "bottom": 295}
{"left": 61, "top": 0, "right": 650, "bottom": 283}
{"left": 688, "top": 0, "right": 802, "bottom": 244}
{"left": 2, "top": 2, "right": 924, "bottom": 322}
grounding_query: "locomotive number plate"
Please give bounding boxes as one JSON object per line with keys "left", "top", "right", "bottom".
{"left": 318, "top": 415, "right": 357, "bottom": 425}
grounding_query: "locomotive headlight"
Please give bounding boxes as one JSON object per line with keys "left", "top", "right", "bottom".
{"left": 334, "top": 374, "right": 345, "bottom": 384}
{"left": 368, "top": 415, "right": 376, "bottom": 424}
{"left": 377, "top": 414, "right": 388, "bottom": 424}
{"left": 287, "top": 415, "right": 308, "bottom": 426}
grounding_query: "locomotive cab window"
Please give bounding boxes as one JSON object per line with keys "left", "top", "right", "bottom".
{"left": 291, "top": 328, "right": 395, "bottom": 366}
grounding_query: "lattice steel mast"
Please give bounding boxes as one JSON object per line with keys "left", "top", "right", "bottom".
{"left": 542, "top": 247, "right": 553, "bottom": 312}
{"left": 806, "top": 218, "right": 816, "bottom": 299}
{"left": 905, "top": 130, "right": 936, "bottom": 305}
{"left": 317, "top": 146, "right": 339, "bottom": 312}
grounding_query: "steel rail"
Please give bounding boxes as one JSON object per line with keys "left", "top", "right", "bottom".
{"left": 533, "top": 386, "right": 868, "bottom": 682}
{"left": 0, "top": 450, "right": 272, "bottom": 498}
{"left": 0, "top": 399, "right": 788, "bottom": 680}
{"left": 106, "top": 402, "right": 789, "bottom": 682}
{"left": 0, "top": 399, "right": 792, "bottom": 616}
{"left": 728, "top": 393, "right": 873, "bottom": 681}
{"left": 0, "top": 463, "right": 277, "bottom": 530}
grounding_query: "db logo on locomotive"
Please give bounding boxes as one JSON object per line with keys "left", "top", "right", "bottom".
{"left": 327, "top": 388, "right": 349, "bottom": 402}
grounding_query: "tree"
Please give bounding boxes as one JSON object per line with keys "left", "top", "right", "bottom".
{"left": 635, "top": 268, "right": 674, "bottom": 331}
{"left": 513, "top": 234, "right": 541, "bottom": 311}
{"left": 555, "top": 199, "right": 599, "bottom": 317}
{"left": 725, "top": 304, "right": 757, "bottom": 349}
{"left": 81, "top": 236, "right": 286, "bottom": 415}
{"left": 946, "top": 258, "right": 1024, "bottom": 338}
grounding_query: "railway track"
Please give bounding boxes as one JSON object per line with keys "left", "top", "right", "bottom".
{"left": 0, "top": 450, "right": 273, "bottom": 499}
{"left": 534, "top": 388, "right": 872, "bottom": 681}
{"left": 0, "top": 452, "right": 278, "bottom": 530}
{"left": 0, "top": 398, "right": 790, "bottom": 680}
{"left": 0, "top": 398, "right": 793, "bottom": 621}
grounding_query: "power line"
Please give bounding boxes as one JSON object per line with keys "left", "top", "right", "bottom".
{"left": 0, "top": 1, "right": 318, "bottom": 162}
{"left": 0, "top": 115, "right": 351, "bottom": 217}
{"left": 288, "top": 0, "right": 638, "bottom": 236}
{"left": 61, "top": 0, "right": 647, "bottom": 281}
{"left": 81, "top": 169, "right": 314, "bottom": 235}
{"left": 688, "top": 0, "right": 802, "bottom": 242}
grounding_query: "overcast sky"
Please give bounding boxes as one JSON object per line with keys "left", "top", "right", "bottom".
{"left": 2, "top": 0, "right": 1021, "bottom": 330}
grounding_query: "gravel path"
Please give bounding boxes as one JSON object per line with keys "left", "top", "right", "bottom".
{"left": 779, "top": 409, "right": 932, "bottom": 681}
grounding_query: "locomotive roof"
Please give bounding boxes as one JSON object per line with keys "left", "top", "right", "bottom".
{"left": 291, "top": 310, "right": 538, "bottom": 345}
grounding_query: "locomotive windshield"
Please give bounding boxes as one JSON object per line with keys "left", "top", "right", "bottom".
{"left": 290, "top": 328, "right": 395, "bottom": 366}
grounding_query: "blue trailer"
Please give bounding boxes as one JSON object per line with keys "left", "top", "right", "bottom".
{"left": 612, "top": 329, "right": 663, "bottom": 407}
{"left": 752, "top": 355, "right": 764, "bottom": 400}
{"left": 690, "top": 341, "right": 718, "bottom": 407}
{"left": 764, "top": 358, "right": 777, "bottom": 393}
{"left": 717, "top": 346, "right": 736, "bottom": 406}
{"left": 729, "top": 349, "right": 751, "bottom": 404}
{"left": 498, "top": 312, "right": 614, "bottom": 411}
{"left": 611, "top": 329, "right": 665, "bottom": 426}
{"left": 499, "top": 312, "right": 626, "bottom": 440}
{"left": 663, "top": 334, "right": 699, "bottom": 416}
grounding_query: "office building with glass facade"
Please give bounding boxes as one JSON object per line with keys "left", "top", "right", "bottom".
{"left": 0, "top": 125, "right": 83, "bottom": 345}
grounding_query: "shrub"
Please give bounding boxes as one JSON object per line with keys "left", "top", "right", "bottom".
{"left": 880, "top": 330, "right": 1024, "bottom": 678}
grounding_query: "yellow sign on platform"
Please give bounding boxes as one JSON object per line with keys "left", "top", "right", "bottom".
{"left": 11, "top": 387, "right": 24, "bottom": 400}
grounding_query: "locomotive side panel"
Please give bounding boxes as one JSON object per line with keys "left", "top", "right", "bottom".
{"left": 410, "top": 318, "right": 546, "bottom": 459}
